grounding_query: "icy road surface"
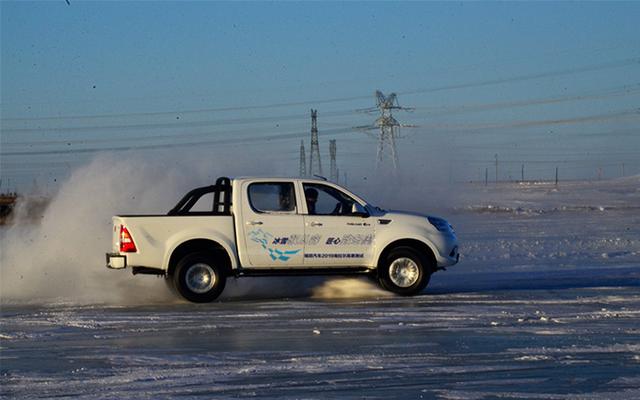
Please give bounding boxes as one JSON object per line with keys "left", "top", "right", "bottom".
{"left": 2, "top": 273, "right": 640, "bottom": 399}
{"left": 1, "top": 177, "right": 640, "bottom": 398}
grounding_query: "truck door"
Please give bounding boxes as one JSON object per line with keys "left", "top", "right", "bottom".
{"left": 302, "top": 183, "right": 375, "bottom": 267}
{"left": 240, "top": 181, "right": 305, "bottom": 267}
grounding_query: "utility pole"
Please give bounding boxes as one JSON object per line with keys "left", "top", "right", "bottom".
{"left": 485, "top": 167, "right": 488, "bottom": 186}
{"left": 299, "top": 140, "right": 307, "bottom": 177}
{"left": 521, "top": 164, "right": 524, "bottom": 182}
{"left": 329, "top": 139, "right": 337, "bottom": 182}
{"left": 555, "top": 166, "right": 559, "bottom": 186}
{"left": 336, "top": 168, "right": 340, "bottom": 184}
{"left": 494, "top": 154, "right": 499, "bottom": 183}
{"left": 308, "top": 109, "right": 322, "bottom": 176}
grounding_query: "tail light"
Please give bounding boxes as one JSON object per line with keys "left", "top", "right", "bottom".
{"left": 119, "top": 225, "right": 137, "bottom": 253}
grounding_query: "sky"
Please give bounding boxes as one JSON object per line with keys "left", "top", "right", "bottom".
{"left": 1, "top": 1, "right": 639, "bottom": 192}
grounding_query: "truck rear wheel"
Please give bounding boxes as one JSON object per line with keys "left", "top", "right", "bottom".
{"left": 173, "top": 252, "right": 226, "bottom": 303}
{"left": 378, "top": 246, "right": 432, "bottom": 296}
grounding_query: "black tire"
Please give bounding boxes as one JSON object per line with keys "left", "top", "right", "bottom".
{"left": 378, "top": 246, "right": 433, "bottom": 296}
{"left": 173, "top": 252, "right": 227, "bottom": 303}
{"left": 164, "top": 275, "right": 178, "bottom": 296}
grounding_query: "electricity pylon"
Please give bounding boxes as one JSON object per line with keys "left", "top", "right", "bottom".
{"left": 299, "top": 140, "right": 307, "bottom": 177}
{"left": 308, "top": 109, "right": 322, "bottom": 176}
{"left": 329, "top": 140, "right": 337, "bottom": 182}
{"left": 355, "top": 91, "right": 416, "bottom": 174}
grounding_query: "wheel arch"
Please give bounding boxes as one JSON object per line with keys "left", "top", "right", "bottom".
{"left": 376, "top": 238, "right": 437, "bottom": 272}
{"left": 167, "top": 239, "right": 233, "bottom": 277}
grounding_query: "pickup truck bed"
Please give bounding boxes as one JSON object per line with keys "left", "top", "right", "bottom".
{"left": 110, "top": 215, "right": 236, "bottom": 275}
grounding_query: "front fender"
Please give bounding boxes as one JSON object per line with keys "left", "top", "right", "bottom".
{"left": 373, "top": 214, "right": 457, "bottom": 267}
{"left": 374, "top": 235, "right": 440, "bottom": 265}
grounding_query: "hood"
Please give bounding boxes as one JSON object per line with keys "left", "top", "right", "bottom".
{"left": 385, "top": 209, "right": 430, "bottom": 219}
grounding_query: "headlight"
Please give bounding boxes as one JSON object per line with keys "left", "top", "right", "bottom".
{"left": 428, "top": 216, "right": 453, "bottom": 233}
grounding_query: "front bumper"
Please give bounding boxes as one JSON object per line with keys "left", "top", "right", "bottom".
{"left": 106, "top": 253, "right": 127, "bottom": 270}
{"left": 446, "top": 245, "right": 460, "bottom": 265}
{"left": 434, "top": 237, "right": 460, "bottom": 267}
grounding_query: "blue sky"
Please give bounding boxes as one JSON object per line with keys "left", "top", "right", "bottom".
{"left": 1, "top": 1, "right": 639, "bottom": 190}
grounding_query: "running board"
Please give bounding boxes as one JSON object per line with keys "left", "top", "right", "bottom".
{"left": 132, "top": 266, "right": 165, "bottom": 276}
{"left": 236, "top": 267, "right": 373, "bottom": 277}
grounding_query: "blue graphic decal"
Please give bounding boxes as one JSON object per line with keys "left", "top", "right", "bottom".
{"left": 249, "top": 229, "right": 301, "bottom": 262}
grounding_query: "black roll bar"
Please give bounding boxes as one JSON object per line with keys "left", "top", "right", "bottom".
{"left": 167, "top": 177, "right": 232, "bottom": 216}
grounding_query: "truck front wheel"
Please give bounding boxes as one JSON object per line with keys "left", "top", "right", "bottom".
{"left": 378, "top": 246, "right": 432, "bottom": 296}
{"left": 173, "top": 252, "right": 227, "bottom": 303}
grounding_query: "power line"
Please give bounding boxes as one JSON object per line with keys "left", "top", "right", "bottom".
{"left": 3, "top": 106, "right": 636, "bottom": 154}
{"left": 1, "top": 95, "right": 372, "bottom": 123}
{"left": 399, "top": 57, "right": 640, "bottom": 97}
{"left": 411, "top": 83, "right": 640, "bottom": 117}
{"left": 457, "top": 156, "right": 640, "bottom": 165}
{"left": 2, "top": 119, "right": 356, "bottom": 147}
{"left": 5, "top": 81, "right": 637, "bottom": 146}
{"left": 402, "top": 108, "right": 639, "bottom": 133}
{"left": 1, "top": 42, "right": 630, "bottom": 111}
{"left": 1, "top": 109, "right": 359, "bottom": 135}
{"left": 0, "top": 126, "right": 358, "bottom": 157}
{"left": 4, "top": 57, "right": 637, "bottom": 123}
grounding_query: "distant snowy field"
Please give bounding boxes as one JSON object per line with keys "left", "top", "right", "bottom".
{"left": 454, "top": 177, "right": 640, "bottom": 272}
{"left": 1, "top": 177, "right": 639, "bottom": 399}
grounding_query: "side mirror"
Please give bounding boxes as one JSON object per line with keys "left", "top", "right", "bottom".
{"left": 351, "top": 203, "right": 369, "bottom": 218}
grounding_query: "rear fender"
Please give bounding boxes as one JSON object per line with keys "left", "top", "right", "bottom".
{"left": 162, "top": 229, "right": 238, "bottom": 271}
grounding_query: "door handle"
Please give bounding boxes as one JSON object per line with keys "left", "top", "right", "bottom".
{"left": 309, "top": 221, "right": 323, "bottom": 227}
{"left": 247, "top": 220, "right": 263, "bottom": 225}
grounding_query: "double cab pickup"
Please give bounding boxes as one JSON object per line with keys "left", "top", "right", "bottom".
{"left": 106, "top": 177, "right": 459, "bottom": 302}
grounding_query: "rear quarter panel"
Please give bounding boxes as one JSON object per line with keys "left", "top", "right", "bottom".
{"left": 114, "top": 215, "right": 237, "bottom": 271}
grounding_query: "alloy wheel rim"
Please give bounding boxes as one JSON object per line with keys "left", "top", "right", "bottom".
{"left": 389, "top": 257, "right": 420, "bottom": 288}
{"left": 185, "top": 263, "right": 216, "bottom": 294}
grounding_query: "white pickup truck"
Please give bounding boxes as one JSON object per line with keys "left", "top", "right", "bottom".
{"left": 106, "top": 177, "right": 459, "bottom": 302}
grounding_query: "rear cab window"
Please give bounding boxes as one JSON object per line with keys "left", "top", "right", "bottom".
{"left": 248, "top": 182, "right": 297, "bottom": 213}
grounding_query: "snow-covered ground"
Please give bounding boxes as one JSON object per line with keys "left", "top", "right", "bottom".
{"left": 1, "top": 176, "right": 639, "bottom": 399}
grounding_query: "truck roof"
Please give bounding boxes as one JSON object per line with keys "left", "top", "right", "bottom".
{"left": 231, "top": 176, "right": 368, "bottom": 206}
{"left": 232, "top": 176, "right": 337, "bottom": 185}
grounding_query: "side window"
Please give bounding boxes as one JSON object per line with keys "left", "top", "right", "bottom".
{"left": 248, "top": 182, "right": 296, "bottom": 213}
{"left": 303, "top": 183, "right": 365, "bottom": 216}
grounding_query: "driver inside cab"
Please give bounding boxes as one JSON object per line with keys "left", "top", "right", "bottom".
{"left": 305, "top": 188, "right": 318, "bottom": 214}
